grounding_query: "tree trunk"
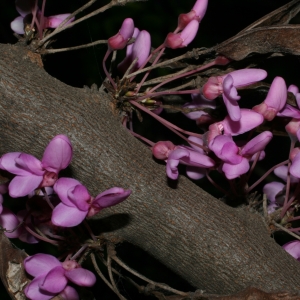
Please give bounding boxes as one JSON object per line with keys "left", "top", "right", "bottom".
{"left": 0, "top": 43, "right": 299, "bottom": 295}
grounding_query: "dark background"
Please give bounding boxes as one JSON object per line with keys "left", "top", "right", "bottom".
{"left": 0, "top": 0, "right": 298, "bottom": 299}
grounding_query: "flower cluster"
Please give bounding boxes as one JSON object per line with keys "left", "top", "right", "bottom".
{"left": 0, "top": 135, "right": 131, "bottom": 299}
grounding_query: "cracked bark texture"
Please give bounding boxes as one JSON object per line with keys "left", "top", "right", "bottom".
{"left": 0, "top": 43, "right": 300, "bottom": 295}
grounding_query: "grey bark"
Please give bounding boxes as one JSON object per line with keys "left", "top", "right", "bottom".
{"left": 0, "top": 43, "right": 299, "bottom": 295}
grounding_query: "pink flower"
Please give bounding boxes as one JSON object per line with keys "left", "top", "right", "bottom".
{"left": 52, "top": 178, "right": 131, "bottom": 227}
{"left": 24, "top": 254, "right": 96, "bottom": 300}
{"left": 253, "top": 76, "right": 287, "bottom": 121}
{"left": 204, "top": 109, "right": 264, "bottom": 145}
{"left": 177, "top": 0, "right": 208, "bottom": 30}
{"left": 166, "top": 137, "right": 215, "bottom": 180}
{"left": 202, "top": 69, "right": 267, "bottom": 121}
{"left": 108, "top": 18, "right": 134, "bottom": 50}
{"left": 209, "top": 131, "right": 272, "bottom": 179}
{"left": 164, "top": 20, "right": 199, "bottom": 49}
{"left": 0, "top": 135, "right": 72, "bottom": 198}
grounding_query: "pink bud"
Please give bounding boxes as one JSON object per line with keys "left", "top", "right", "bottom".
{"left": 152, "top": 141, "right": 176, "bottom": 160}
{"left": 177, "top": 0, "right": 208, "bottom": 30}
{"left": 44, "top": 14, "right": 74, "bottom": 28}
{"left": 108, "top": 18, "right": 134, "bottom": 50}
{"left": 201, "top": 76, "right": 223, "bottom": 100}
{"left": 164, "top": 20, "right": 199, "bottom": 49}
{"left": 253, "top": 76, "right": 287, "bottom": 121}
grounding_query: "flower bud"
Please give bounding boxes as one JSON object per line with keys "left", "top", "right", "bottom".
{"left": 108, "top": 18, "right": 134, "bottom": 50}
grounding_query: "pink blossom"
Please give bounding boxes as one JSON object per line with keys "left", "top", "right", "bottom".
{"left": 164, "top": 20, "right": 199, "bottom": 49}
{"left": 209, "top": 131, "right": 272, "bottom": 179}
{"left": 0, "top": 135, "right": 72, "bottom": 198}
{"left": 203, "top": 109, "right": 264, "bottom": 146}
{"left": 118, "top": 29, "right": 151, "bottom": 73}
{"left": 177, "top": 0, "right": 208, "bottom": 30}
{"left": 253, "top": 76, "right": 287, "bottom": 121}
{"left": 202, "top": 69, "right": 267, "bottom": 121}
{"left": 52, "top": 178, "right": 131, "bottom": 227}
{"left": 166, "top": 137, "right": 215, "bottom": 180}
{"left": 24, "top": 254, "right": 96, "bottom": 300}
{"left": 108, "top": 18, "right": 134, "bottom": 50}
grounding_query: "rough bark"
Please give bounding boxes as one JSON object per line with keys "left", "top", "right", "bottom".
{"left": 0, "top": 43, "right": 300, "bottom": 295}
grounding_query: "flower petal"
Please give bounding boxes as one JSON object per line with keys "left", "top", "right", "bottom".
{"left": 282, "top": 240, "right": 300, "bottom": 260}
{"left": 40, "top": 266, "right": 67, "bottom": 293}
{"left": 24, "top": 275, "right": 57, "bottom": 300}
{"left": 51, "top": 203, "right": 87, "bottom": 227}
{"left": 9, "top": 175, "right": 43, "bottom": 198}
{"left": 24, "top": 254, "right": 61, "bottom": 277}
{"left": 45, "top": 14, "right": 74, "bottom": 28}
{"left": 222, "top": 158, "right": 249, "bottom": 179}
{"left": 54, "top": 178, "right": 81, "bottom": 207}
{"left": 0, "top": 208, "right": 21, "bottom": 238}
{"left": 42, "top": 135, "right": 72, "bottom": 173}
{"left": 65, "top": 268, "right": 96, "bottom": 287}
{"left": 263, "top": 182, "right": 285, "bottom": 203}
{"left": 131, "top": 30, "right": 151, "bottom": 68}
{"left": 58, "top": 286, "right": 79, "bottom": 300}
{"left": 93, "top": 188, "right": 131, "bottom": 208}
{"left": 0, "top": 152, "right": 31, "bottom": 175}
{"left": 223, "top": 109, "right": 263, "bottom": 136}
{"left": 10, "top": 16, "right": 25, "bottom": 34}
{"left": 241, "top": 131, "right": 272, "bottom": 157}
{"left": 67, "top": 184, "right": 90, "bottom": 211}
{"left": 16, "top": 153, "right": 44, "bottom": 175}
{"left": 227, "top": 69, "right": 267, "bottom": 87}
{"left": 274, "top": 165, "right": 299, "bottom": 183}
{"left": 186, "top": 166, "right": 206, "bottom": 180}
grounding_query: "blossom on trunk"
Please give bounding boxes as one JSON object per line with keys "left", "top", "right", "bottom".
{"left": 52, "top": 178, "right": 131, "bottom": 227}
{"left": 24, "top": 254, "right": 96, "bottom": 300}
{"left": 202, "top": 69, "right": 267, "bottom": 121}
{"left": 253, "top": 76, "right": 287, "bottom": 121}
{"left": 0, "top": 135, "right": 72, "bottom": 198}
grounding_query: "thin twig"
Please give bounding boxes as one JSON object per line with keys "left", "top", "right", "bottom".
{"left": 107, "top": 246, "right": 127, "bottom": 300}
{"left": 39, "top": 0, "right": 114, "bottom": 46}
{"left": 111, "top": 254, "right": 188, "bottom": 296}
{"left": 97, "top": 253, "right": 151, "bottom": 294}
{"left": 44, "top": 40, "right": 107, "bottom": 54}
{"left": 142, "top": 66, "right": 194, "bottom": 86}
{"left": 58, "top": 0, "right": 97, "bottom": 29}
{"left": 127, "top": 48, "right": 212, "bottom": 78}
{"left": 91, "top": 253, "right": 115, "bottom": 292}
{"left": 271, "top": 220, "right": 300, "bottom": 241}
